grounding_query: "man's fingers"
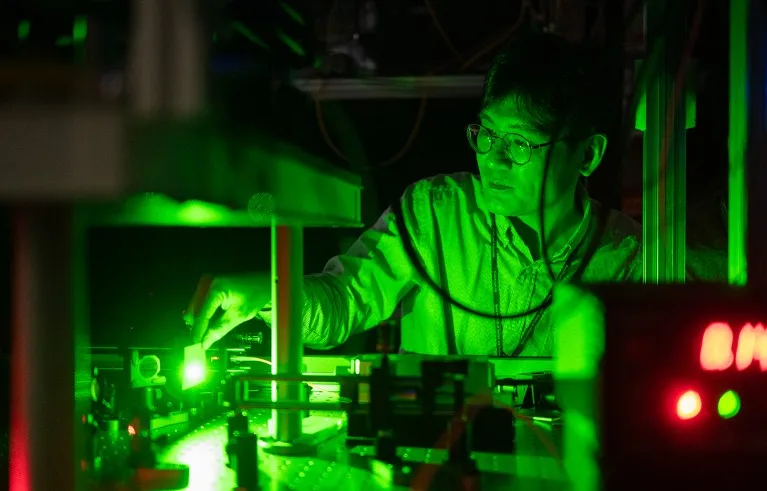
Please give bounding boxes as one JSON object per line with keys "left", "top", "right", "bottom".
{"left": 191, "top": 289, "right": 225, "bottom": 343}
{"left": 185, "top": 275, "right": 214, "bottom": 325}
{"left": 184, "top": 275, "right": 215, "bottom": 338}
{"left": 201, "top": 328, "right": 223, "bottom": 351}
{"left": 201, "top": 310, "right": 244, "bottom": 350}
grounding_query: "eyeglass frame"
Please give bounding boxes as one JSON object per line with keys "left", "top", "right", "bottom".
{"left": 466, "top": 123, "right": 568, "bottom": 165}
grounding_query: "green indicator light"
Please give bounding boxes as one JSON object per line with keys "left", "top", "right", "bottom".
{"left": 717, "top": 390, "right": 741, "bottom": 419}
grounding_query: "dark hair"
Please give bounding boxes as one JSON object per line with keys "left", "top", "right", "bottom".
{"left": 482, "top": 33, "right": 611, "bottom": 138}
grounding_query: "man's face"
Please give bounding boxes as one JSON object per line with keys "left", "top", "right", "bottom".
{"left": 476, "top": 99, "right": 582, "bottom": 218}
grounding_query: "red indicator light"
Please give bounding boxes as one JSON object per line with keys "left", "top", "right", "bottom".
{"left": 127, "top": 424, "right": 136, "bottom": 436}
{"left": 700, "top": 322, "right": 767, "bottom": 372}
{"left": 700, "top": 322, "right": 734, "bottom": 371}
{"left": 676, "top": 390, "right": 702, "bottom": 420}
{"left": 736, "top": 323, "right": 767, "bottom": 371}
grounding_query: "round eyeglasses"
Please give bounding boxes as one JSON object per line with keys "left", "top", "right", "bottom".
{"left": 466, "top": 123, "right": 557, "bottom": 165}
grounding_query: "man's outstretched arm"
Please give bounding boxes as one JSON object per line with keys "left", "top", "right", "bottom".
{"left": 259, "top": 184, "right": 429, "bottom": 348}
{"left": 188, "top": 182, "right": 430, "bottom": 349}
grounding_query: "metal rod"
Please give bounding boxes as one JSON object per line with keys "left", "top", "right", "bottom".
{"left": 271, "top": 223, "right": 305, "bottom": 442}
{"left": 237, "top": 374, "right": 366, "bottom": 383}
{"left": 9, "top": 207, "right": 77, "bottom": 491}
{"left": 237, "top": 402, "right": 469, "bottom": 416}
{"left": 128, "top": 0, "right": 164, "bottom": 116}
{"left": 167, "top": 0, "right": 206, "bottom": 117}
{"left": 642, "top": 0, "right": 688, "bottom": 283}
{"left": 238, "top": 402, "right": 344, "bottom": 412}
{"left": 729, "top": 0, "right": 749, "bottom": 285}
{"left": 293, "top": 75, "right": 485, "bottom": 100}
{"left": 235, "top": 374, "right": 456, "bottom": 385}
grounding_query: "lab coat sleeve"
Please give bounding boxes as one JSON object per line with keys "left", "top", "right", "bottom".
{"left": 257, "top": 182, "right": 428, "bottom": 349}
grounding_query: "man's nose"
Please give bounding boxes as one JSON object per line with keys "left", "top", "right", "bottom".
{"left": 484, "top": 155, "right": 513, "bottom": 170}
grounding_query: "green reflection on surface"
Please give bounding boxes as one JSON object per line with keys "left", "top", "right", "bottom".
{"left": 177, "top": 201, "right": 230, "bottom": 224}
{"left": 88, "top": 194, "right": 258, "bottom": 227}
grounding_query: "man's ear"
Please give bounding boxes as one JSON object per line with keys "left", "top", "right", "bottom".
{"left": 579, "top": 134, "right": 608, "bottom": 177}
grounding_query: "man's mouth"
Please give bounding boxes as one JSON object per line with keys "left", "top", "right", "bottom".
{"left": 488, "top": 181, "right": 513, "bottom": 191}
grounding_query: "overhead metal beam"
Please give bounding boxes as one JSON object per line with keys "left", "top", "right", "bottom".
{"left": 293, "top": 74, "right": 485, "bottom": 100}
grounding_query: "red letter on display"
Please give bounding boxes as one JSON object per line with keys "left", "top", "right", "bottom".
{"left": 735, "top": 323, "right": 767, "bottom": 371}
{"left": 700, "top": 322, "right": 735, "bottom": 371}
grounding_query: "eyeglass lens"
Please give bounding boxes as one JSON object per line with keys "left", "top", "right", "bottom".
{"left": 468, "top": 125, "right": 531, "bottom": 164}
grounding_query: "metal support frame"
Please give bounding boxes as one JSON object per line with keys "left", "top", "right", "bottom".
{"left": 642, "top": 0, "right": 688, "bottom": 283}
{"left": 729, "top": 0, "right": 748, "bottom": 285}
{"left": 9, "top": 207, "right": 89, "bottom": 491}
{"left": 292, "top": 75, "right": 485, "bottom": 100}
{"left": 728, "top": 0, "right": 767, "bottom": 286}
{"left": 270, "top": 224, "right": 305, "bottom": 444}
{"left": 129, "top": 0, "right": 205, "bottom": 117}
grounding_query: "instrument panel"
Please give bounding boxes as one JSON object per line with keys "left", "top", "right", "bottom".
{"left": 592, "top": 284, "right": 767, "bottom": 490}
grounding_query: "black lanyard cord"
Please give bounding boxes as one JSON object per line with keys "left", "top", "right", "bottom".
{"left": 491, "top": 215, "right": 583, "bottom": 357}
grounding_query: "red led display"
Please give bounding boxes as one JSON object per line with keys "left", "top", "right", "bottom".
{"left": 700, "top": 322, "right": 767, "bottom": 371}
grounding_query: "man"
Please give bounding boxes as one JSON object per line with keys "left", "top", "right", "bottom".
{"left": 185, "top": 33, "right": 641, "bottom": 356}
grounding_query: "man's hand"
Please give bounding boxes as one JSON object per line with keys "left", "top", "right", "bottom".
{"left": 184, "top": 273, "right": 270, "bottom": 349}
